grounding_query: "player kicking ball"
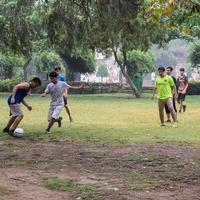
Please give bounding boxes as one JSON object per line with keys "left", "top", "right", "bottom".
{"left": 3, "top": 77, "right": 41, "bottom": 137}
{"left": 41, "top": 71, "right": 83, "bottom": 134}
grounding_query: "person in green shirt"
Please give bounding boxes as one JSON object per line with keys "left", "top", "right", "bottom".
{"left": 152, "top": 66, "right": 178, "bottom": 127}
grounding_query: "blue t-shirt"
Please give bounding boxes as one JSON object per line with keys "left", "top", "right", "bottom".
{"left": 8, "top": 87, "right": 30, "bottom": 105}
{"left": 57, "top": 74, "right": 65, "bottom": 82}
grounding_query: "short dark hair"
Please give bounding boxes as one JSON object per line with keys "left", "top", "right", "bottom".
{"left": 158, "top": 66, "right": 165, "bottom": 72}
{"left": 31, "top": 77, "right": 41, "bottom": 85}
{"left": 179, "top": 68, "right": 185, "bottom": 72}
{"left": 166, "top": 66, "right": 173, "bottom": 71}
{"left": 54, "top": 65, "right": 61, "bottom": 71}
{"left": 49, "top": 71, "right": 58, "bottom": 78}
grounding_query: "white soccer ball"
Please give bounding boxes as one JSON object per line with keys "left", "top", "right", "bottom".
{"left": 13, "top": 128, "right": 24, "bottom": 138}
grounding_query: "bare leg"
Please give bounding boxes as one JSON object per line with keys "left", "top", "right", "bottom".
{"left": 46, "top": 118, "right": 55, "bottom": 131}
{"left": 179, "top": 100, "right": 183, "bottom": 113}
{"left": 166, "top": 113, "right": 171, "bottom": 121}
{"left": 10, "top": 115, "right": 24, "bottom": 131}
{"left": 64, "top": 105, "right": 73, "bottom": 122}
{"left": 158, "top": 100, "right": 165, "bottom": 124}
{"left": 166, "top": 98, "right": 177, "bottom": 122}
{"left": 5, "top": 116, "right": 17, "bottom": 129}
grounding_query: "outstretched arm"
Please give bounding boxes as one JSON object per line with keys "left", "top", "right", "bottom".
{"left": 70, "top": 83, "right": 84, "bottom": 90}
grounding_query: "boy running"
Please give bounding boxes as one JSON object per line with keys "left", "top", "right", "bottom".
{"left": 54, "top": 65, "right": 73, "bottom": 122}
{"left": 41, "top": 71, "right": 83, "bottom": 134}
{"left": 177, "top": 68, "right": 188, "bottom": 113}
{"left": 3, "top": 77, "right": 41, "bottom": 137}
{"left": 165, "top": 66, "right": 177, "bottom": 122}
{"left": 152, "top": 67, "right": 178, "bottom": 127}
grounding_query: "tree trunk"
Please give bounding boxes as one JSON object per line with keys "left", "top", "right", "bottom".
{"left": 113, "top": 50, "right": 140, "bottom": 98}
{"left": 120, "top": 65, "right": 141, "bottom": 98}
{"left": 23, "top": 58, "right": 31, "bottom": 81}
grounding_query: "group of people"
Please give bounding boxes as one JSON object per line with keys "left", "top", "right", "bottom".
{"left": 3, "top": 66, "right": 83, "bottom": 137}
{"left": 2, "top": 65, "right": 188, "bottom": 137}
{"left": 152, "top": 66, "right": 188, "bottom": 127}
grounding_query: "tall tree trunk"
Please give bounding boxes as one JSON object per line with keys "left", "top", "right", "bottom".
{"left": 120, "top": 65, "right": 141, "bottom": 98}
{"left": 23, "top": 58, "right": 31, "bottom": 81}
{"left": 113, "top": 50, "right": 140, "bottom": 98}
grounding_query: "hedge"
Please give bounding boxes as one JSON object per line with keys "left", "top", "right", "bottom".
{"left": 0, "top": 78, "right": 23, "bottom": 92}
{"left": 187, "top": 82, "right": 200, "bottom": 95}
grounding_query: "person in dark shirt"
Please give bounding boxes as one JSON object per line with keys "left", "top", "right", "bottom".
{"left": 177, "top": 68, "right": 189, "bottom": 113}
{"left": 3, "top": 77, "right": 41, "bottom": 137}
{"left": 165, "top": 66, "right": 177, "bottom": 122}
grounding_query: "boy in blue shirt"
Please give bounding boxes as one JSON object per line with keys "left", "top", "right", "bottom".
{"left": 3, "top": 77, "right": 41, "bottom": 137}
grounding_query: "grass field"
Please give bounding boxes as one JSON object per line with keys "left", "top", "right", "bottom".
{"left": 0, "top": 93, "right": 200, "bottom": 144}
{"left": 0, "top": 93, "right": 200, "bottom": 200}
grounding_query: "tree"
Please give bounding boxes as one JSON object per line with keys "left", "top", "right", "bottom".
{"left": 96, "top": 65, "right": 109, "bottom": 82}
{"left": 0, "top": 51, "right": 25, "bottom": 79}
{"left": 119, "top": 50, "right": 156, "bottom": 78}
{"left": 189, "top": 41, "right": 200, "bottom": 68}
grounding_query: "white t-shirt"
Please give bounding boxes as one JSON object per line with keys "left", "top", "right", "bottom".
{"left": 151, "top": 72, "right": 156, "bottom": 81}
{"left": 45, "top": 81, "right": 71, "bottom": 106}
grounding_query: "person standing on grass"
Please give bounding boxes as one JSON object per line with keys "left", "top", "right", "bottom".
{"left": 41, "top": 71, "right": 83, "bottom": 134}
{"left": 152, "top": 67, "right": 178, "bottom": 127}
{"left": 165, "top": 66, "right": 177, "bottom": 123}
{"left": 3, "top": 77, "right": 41, "bottom": 137}
{"left": 151, "top": 71, "right": 156, "bottom": 86}
{"left": 54, "top": 65, "right": 73, "bottom": 122}
{"left": 177, "top": 68, "right": 189, "bottom": 113}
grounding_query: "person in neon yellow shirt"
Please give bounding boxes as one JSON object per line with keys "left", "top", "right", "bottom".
{"left": 152, "top": 66, "right": 178, "bottom": 127}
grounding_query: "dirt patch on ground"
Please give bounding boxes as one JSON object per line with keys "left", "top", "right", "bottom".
{"left": 0, "top": 140, "right": 200, "bottom": 200}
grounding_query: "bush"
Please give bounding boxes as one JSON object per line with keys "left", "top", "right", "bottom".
{"left": 0, "top": 78, "right": 23, "bottom": 92}
{"left": 187, "top": 82, "right": 200, "bottom": 95}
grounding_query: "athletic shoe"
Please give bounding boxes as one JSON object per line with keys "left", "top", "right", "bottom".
{"left": 160, "top": 123, "right": 166, "bottom": 127}
{"left": 172, "top": 122, "right": 178, "bottom": 128}
{"left": 165, "top": 119, "right": 171, "bottom": 123}
{"left": 179, "top": 110, "right": 181, "bottom": 113}
{"left": 3, "top": 127, "right": 9, "bottom": 133}
{"left": 183, "top": 105, "right": 186, "bottom": 112}
{"left": 58, "top": 117, "right": 63, "bottom": 128}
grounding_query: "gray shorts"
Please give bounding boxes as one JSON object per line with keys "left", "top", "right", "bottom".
{"left": 48, "top": 105, "right": 63, "bottom": 121}
{"left": 9, "top": 104, "right": 23, "bottom": 117}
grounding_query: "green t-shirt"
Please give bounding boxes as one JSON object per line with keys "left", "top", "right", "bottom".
{"left": 155, "top": 75, "right": 174, "bottom": 100}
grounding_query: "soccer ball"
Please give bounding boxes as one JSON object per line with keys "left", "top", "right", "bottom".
{"left": 13, "top": 128, "right": 24, "bottom": 138}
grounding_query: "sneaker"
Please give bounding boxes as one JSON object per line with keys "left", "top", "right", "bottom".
{"left": 45, "top": 130, "right": 51, "bottom": 134}
{"left": 179, "top": 110, "right": 181, "bottom": 113}
{"left": 183, "top": 105, "right": 186, "bottom": 112}
{"left": 165, "top": 119, "right": 171, "bottom": 123}
{"left": 3, "top": 127, "right": 9, "bottom": 133}
{"left": 58, "top": 117, "right": 63, "bottom": 128}
{"left": 172, "top": 122, "right": 178, "bottom": 128}
{"left": 160, "top": 123, "right": 166, "bottom": 127}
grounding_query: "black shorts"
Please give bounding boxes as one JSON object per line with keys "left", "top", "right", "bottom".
{"left": 63, "top": 96, "right": 68, "bottom": 105}
{"left": 165, "top": 98, "right": 177, "bottom": 114}
{"left": 177, "top": 93, "right": 186, "bottom": 103}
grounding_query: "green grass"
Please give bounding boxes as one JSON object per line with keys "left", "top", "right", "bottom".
{"left": 123, "top": 172, "right": 160, "bottom": 191}
{"left": 43, "top": 177, "right": 104, "bottom": 199}
{"left": 1, "top": 93, "right": 200, "bottom": 144}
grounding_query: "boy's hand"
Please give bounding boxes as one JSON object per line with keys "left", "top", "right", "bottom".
{"left": 27, "top": 105, "right": 32, "bottom": 111}
{"left": 11, "top": 97, "right": 15, "bottom": 104}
